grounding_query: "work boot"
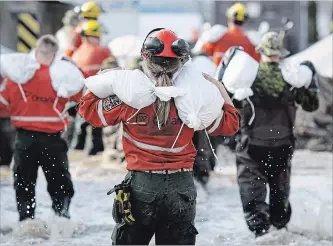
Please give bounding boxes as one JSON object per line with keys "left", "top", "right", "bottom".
{"left": 52, "top": 196, "right": 71, "bottom": 219}
{"left": 255, "top": 228, "right": 269, "bottom": 238}
{"left": 88, "top": 145, "right": 104, "bottom": 156}
{"left": 74, "top": 134, "right": 85, "bottom": 150}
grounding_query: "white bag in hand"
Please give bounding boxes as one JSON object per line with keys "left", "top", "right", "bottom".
{"left": 174, "top": 61, "right": 224, "bottom": 131}
{"left": 49, "top": 60, "right": 85, "bottom": 98}
{"left": 85, "top": 69, "right": 184, "bottom": 109}
{"left": 0, "top": 53, "right": 40, "bottom": 84}
{"left": 215, "top": 47, "right": 259, "bottom": 101}
{"left": 280, "top": 60, "right": 313, "bottom": 89}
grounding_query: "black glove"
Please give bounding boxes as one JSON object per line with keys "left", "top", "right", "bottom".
{"left": 300, "top": 60, "right": 319, "bottom": 92}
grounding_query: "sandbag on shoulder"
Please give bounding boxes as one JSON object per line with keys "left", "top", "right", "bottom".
{"left": 85, "top": 69, "right": 184, "bottom": 109}
{"left": 192, "top": 25, "right": 227, "bottom": 55}
{"left": 280, "top": 60, "right": 313, "bottom": 89}
{"left": 85, "top": 69, "right": 155, "bottom": 109}
{"left": 49, "top": 60, "right": 85, "bottom": 98}
{"left": 174, "top": 61, "right": 224, "bottom": 131}
{"left": 215, "top": 46, "right": 259, "bottom": 101}
{"left": 0, "top": 53, "right": 40, "bottom": 84}
{"left": 192, "top": 56, "right": 217, "bottom": 76}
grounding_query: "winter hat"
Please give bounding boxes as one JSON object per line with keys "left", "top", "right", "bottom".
{"left": 256, "top": 31, "right": 290, "bottom": 58}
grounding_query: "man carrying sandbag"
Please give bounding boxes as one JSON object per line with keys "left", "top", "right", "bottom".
{"left": 78, "top": 28, "right": 240, "bottom": 244}
{"left": 201, "top": 2, "right": 260, "bottom": 65}
{"left": 0, "top": 35, "right": 83, "bottom": 229}
{"left": 234, "top": 32, "right": 319, "bottom": 238}
{"left": 71, "top": 20, "right": 111, "bottom": 155}
{"left": 65, "top": 1, "right": 101, "bottom": 57}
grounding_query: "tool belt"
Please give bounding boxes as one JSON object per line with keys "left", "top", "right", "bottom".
{"left": 107, "top": 175, "right": 135, "bottom": 225}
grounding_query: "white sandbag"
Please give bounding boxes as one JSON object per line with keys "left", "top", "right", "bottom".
{"left": 0, "top": 53, "right": 40, "bottom": 84}
{"left": 246, "top": 30, "right": 262, "bottom": 46}
{"left": 191, "top": 25, "right": 227, "bottom": 55}
{"left": 174, "top": 61, "right": 224, "bottom": 131}
{"left": 191, "top": 56, "right": 217, "bottom": 76}
{"left": 280, "top": 61, "right": 313, "bottom": 89}
{"left": 85, "top": 69, "right": 184, "bottom": 109}
{"left": 286, "top": 34, "right": 332, "bottom": 78}
{"left": 206, "top": 24, "right": 228, "bottom": 43}
{"left": 84, "top": 70, "right": 115, "bottom": 98}
{"left": 217, "top": 48, "right": 259, "bottom": 100}
{"left": 49, "top": 60, "right": 85, "bottom": 98}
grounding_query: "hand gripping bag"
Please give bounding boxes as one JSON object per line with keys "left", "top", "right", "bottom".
{"left": 215, "top": 46, "right": 259, "bottom": 101}
{"left": 49, "top": 59, "right": 85, "bottom": 98}
{"left": 84, "top": 69, "right": 184, "bottom": 110}
{"left": 174, "top": 60, "right": 224, "bottom": 131}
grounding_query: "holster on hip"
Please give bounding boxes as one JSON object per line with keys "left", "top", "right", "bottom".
{"left": 107, "top": 176, "right": 135, "bottom": 226}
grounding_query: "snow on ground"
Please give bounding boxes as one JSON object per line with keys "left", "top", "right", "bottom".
{"left": 0, "top": 149, "right": 332, "bottom": 246}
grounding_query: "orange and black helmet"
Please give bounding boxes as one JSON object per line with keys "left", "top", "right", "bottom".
{"left": 141, "top": 28, "right": 190, "bottom": 59}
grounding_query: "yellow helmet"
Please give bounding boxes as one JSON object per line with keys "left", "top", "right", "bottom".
{"left": 81, "top": 20, "right": 102, "bottom": 38}
{"left": 80, "top": 1, "right": 101, "bottom": 19}
{"left": 226, "top": 3, "right": 248, "bottom": 23}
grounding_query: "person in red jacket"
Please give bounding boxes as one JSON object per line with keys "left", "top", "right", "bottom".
{"left": 78, "top": 28, "right": 240, "bottom": 244}
{"left": 202, "top": 2, "right": 260, "bottom": 65}
{"left": 0, "top": 35, "right": 81, "bottom": 223}
{"left": 71, "top": 20, "right": 111, "bottom": 155}
{"left": 0, "top": 76, "right": 15, "bottom": 168}
{"left": 65, "top": 1, "right": 101, "bottom": 57}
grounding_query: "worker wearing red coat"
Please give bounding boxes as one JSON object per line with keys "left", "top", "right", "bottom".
{"left": 71, "top": 20, "right": 111, "bottom": 155}
{"left": 65, "top": 1, "right": 101, "bottom": 57}
{"left": 202, "top": 3, "right": 260, "bottom": 65}
{"left": 0, "top": 35, "right": 82, "bottom": 222}
{"left": 78, "top": 28, "right": 240, "bottom": 244}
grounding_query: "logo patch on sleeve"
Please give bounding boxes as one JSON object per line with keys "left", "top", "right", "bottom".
{"left": 103, "top": 95, "right": 122, "bottom": 112}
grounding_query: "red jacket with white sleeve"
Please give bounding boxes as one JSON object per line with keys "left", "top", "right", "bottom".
{"left": 0, "top": 64, "right": 82, "bottom": 133}
{"left": 78, "top": 92, "right": 239, "bottom": 171}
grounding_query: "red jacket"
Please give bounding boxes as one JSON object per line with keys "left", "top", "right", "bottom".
{"left": 0, "top": 65, "right": 82, "bottom": 133}
{"left": 202, "top": 26, "right": 261, "bottom": 65}
{"left": 78, "top": 92, "right": 239, "bottom": 171}
{"left": 71, "top": 42, "right": 111, "bottom": 78}
{"left": 0, "top": 76, "right": 10, "bottom": 118}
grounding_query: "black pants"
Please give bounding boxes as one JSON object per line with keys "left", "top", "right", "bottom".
{"left": 236, "top": 136, "right": 292, "bottom": 235}
{"left": 75, "top": 122, "right": 104, "bottom": 155}
{"left": 112, "top": 171, "right": 198, "bottom": 245}
{"left": 0, "top": 118, "right": 15, "bottom": 166}
{"left": 13, "top": 129, "right": 75, "bottom": 221}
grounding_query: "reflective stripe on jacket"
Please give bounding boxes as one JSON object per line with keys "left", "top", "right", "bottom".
{"left": 78, "top": 92, "right": 240, "bottom": 171}
{"left": 0, "top": 65, "right": 82, "bottom": 133}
